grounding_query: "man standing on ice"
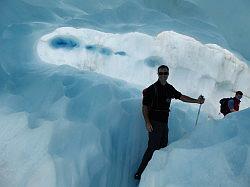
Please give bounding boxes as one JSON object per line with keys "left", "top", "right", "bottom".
{"left": 134, "top": 65, "right": 205, "bottom": 180}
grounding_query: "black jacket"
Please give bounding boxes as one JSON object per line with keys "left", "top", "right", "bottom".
{"left": 142, "top": 80, "right": 182, "bottom": 122}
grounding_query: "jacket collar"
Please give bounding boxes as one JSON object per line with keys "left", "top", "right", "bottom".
{"left": 156, "top": 79, "right": 168, "bottom": 86}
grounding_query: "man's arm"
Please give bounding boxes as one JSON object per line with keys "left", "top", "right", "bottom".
{"left": 179, "top": 95, "right": 205, "bottom": 104}
{"left": 142, "top": 105, "right": 153, "bottom": 132}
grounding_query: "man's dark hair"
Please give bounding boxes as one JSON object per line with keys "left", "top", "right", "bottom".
{"left": 158, "top": 65, "right": 169, "bottom": 73}
{"left": 236, "top": 91, "right": 243, "bottom": 95}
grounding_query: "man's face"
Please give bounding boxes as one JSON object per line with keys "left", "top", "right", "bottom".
{"left": 158, "top": 68, "right": 169, "bottom": 81}
{"left": 236, "top": 94, "right": 243, "bottom": 100}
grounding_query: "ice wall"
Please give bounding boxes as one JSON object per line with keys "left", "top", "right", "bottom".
{"left": 0, "top": 64, "right": 146, "bottom": 187}
{"left": 3, "top": 0, "right": 250, "bottom": 61}
{"left": 37, "top": 27, "right": 250, "bottom": 117}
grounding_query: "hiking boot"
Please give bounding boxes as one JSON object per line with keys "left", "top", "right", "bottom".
{"left": 134, "top": 173, "right": 141, "bottom": 180}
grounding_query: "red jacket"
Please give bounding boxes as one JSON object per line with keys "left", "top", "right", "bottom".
{"left": 233, "top": 97, "right": 241, "bottom": 111}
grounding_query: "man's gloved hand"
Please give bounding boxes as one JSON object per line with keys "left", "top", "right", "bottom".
{"left": 197, "top": 95, "right": 205, "bottom": 104}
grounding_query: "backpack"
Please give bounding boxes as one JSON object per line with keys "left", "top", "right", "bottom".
{"left": 219, "top": 97, "right": 232, "bottom": 114}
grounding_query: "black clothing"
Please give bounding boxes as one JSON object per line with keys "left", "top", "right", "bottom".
{"left": 134, "top": 173, "right": 141, "bottom": 180}
{"left": 142, "top": 80, "right": 182, "bottom": 122}
{"left": 135, "top": 81, "right": 181, "bottom": 178}
{"left": 136, "top": 120, "right": 169, "bottom": 177}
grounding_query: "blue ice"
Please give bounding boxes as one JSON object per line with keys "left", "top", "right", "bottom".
{"left": 99, "top": 47, "right": 113, "bottom": 56}
{"left": 85, "top": 44, "right": 113, "bottom": 56}
{"left": 85, "top": 45, "right": 126, "bottom": 57}
{"left": 50, "top": 36, "right": 80, "bottom": 49}
{"left": 114, "top": 51, "right": 127, "bottom": 56}
{"left": 144, "top": 56, "right": 164, "bottom": 67}
{"left": 85, "top": 45, "right": 97, "bottom": 51}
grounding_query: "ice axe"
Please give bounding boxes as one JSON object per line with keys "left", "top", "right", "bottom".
{"left": 194, "top": 95, "right": 204, "bottom": 127}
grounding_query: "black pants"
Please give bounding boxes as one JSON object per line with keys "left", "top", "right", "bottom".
{"left": 136, "top": 120, "right": 168, "bottom": 175}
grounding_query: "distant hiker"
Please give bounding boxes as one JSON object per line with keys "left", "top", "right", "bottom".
{"left": 134, "top": 65, "right": 205, "bottom": 180}
{"left": 220, "top": 91, "right": 243, "bottom": 116}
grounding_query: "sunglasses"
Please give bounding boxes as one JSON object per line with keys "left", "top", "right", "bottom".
{"left": 158, "top": 72, "right": 169, "bottom": 75}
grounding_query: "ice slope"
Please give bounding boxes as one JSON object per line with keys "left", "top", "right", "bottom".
{"left": 140, "top": 109, "right": 250, "bottom": 187}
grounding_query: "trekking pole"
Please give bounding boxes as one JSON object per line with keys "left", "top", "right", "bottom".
{"left": 194, "top": 95, "right": 204, "bottom": 127}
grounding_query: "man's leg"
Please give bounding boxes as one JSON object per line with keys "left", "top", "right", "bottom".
{"left": 160, "top": 125, "right": 168, "bottom": 148}
{"left": 135, "top": 121, "right": 162, "bottom": 179}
